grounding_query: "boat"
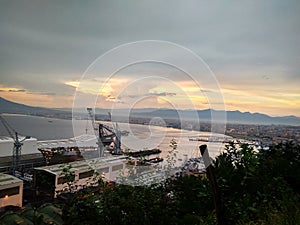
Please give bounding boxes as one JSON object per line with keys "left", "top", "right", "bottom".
{"left": 124, "top": 149, "right": 162, "bottom": 158}
{"left": 188, "top": 135, "right": 232, "bottom": 143}
{"left": 143, "top": 157, "right": 163, "bottom": 164}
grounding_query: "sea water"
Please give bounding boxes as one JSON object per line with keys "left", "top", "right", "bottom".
{"left": 0, "top": 114, "right": 228, "bottom": 162}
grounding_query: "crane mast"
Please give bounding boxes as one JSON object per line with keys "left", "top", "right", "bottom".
{"left": 12, "top": 132, "right": 23, "bottom": 175}
{"left": 114, "top": 123, "right": 122, "bottom": 155}
{"left": 87, "top": 108, "right": 105, "bottom": 157}
{"left": 0, "top": 115, "right": 30, "bottom": 174}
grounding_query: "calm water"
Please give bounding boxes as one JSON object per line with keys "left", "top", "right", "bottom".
{"left": 0, "top": 114, "right": 228, "bottom": 161}
{"left": 0, "top": 114, "right": 79, "bottom": 140}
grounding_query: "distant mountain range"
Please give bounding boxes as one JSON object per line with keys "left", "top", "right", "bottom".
{"left": 130, "top": 109, "right": 300, "bottom": 125}
{"left": 0, "top": 97, "right": 70, "bottom": 118}
{"left": 0, "top": 97, "right": 299, "bottom": 126}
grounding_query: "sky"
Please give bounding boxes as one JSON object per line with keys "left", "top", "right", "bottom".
{"left": 0, "top": 0, "right": 299, "bottom": 117}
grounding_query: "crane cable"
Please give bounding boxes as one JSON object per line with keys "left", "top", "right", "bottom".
{"left": 0, "top": 115, "right": 16, "bottom": 140}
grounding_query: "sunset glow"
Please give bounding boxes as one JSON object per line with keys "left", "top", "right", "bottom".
{"left": 0, "top": 1, "right": 299, "bottom": 117}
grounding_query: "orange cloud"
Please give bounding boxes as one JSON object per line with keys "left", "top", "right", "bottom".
{"left": 0, "top": 85, "right": 73, "bottom": 108}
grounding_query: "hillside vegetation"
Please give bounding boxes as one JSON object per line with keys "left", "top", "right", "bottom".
{"left": 1, "top": 142, "right": 299, "bottom": 224}
{"left": 62, "top": 142, "right": 300, "bottom": 225}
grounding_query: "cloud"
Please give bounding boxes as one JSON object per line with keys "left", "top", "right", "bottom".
{"left": 8, "top": 89, "right": 26, "bottom": 92}
{"left": 127, "top": 92, "right": 176, "bottom": 99}
{"left": 149, "top": 92, "right": 176, "bottom": 97}
{"left": 0, "top": 86, "right": 56, "bottom": 96}
{"left": 29, "top": 92, "right": 56, "bottom": 96}
{"left": 0, "top": 1, "right": 299, "bottom": 115}
{"left": 0, "top": 87, "right": 27, "bottom": 93}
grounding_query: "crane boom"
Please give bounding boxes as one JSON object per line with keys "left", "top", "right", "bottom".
{"left": 87, "top": 108, "right": 97, "bottom": 136}
{"left": 0, "top": 116, "right": 15, "bottom": 139}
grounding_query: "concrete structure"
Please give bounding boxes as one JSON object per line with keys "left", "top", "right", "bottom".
{"left": 34, "top": 155, "right": 126, "bottom": 198}
{"left": 0, "top": 173, "right": 23, "bottom": 208}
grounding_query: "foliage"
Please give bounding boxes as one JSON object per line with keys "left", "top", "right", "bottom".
{"left": 62, "top": 175, "right": 213, "bottom": 225}
{"left": 58, "top": 142, "right": 300, "bottom": 224}
{"left": 0, "top": 203, "right": 63, "bottom": 225}
{"left": 214, "top": 142, "right": 300, "bottom": 224}
{"left": 2, "top": 141, "right": 299, "bottom": 224}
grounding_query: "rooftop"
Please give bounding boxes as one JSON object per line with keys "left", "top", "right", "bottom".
{"left": 0, "top": 136, "right": 37, "bottom": 143}
{"left": 37, "top": 134, "right": 97, "bottom": 148}
{"left": 0, "top": 173, "right": 22, "bottom": 186}
{"left": 34, "top": 155, "right": 126, "bottom": 175}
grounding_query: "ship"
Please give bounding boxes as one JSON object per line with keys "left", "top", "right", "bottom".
{"left": 38, "top": 146, "right": 84, "bottom": 165}
{"left": 37, "top": 134, "right": 100, "bottom": 165}
{"left": 124, "top": 148, "right": 162, "bottom": 157}
{"left": 124, "top": 149, "right": 163, "bottom": 166}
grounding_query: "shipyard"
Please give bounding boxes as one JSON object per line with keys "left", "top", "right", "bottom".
{"left": 0, "top": 109, "right": 218, "bottom": 213}
{"left": 1, "top": 1, "right": 300, "bottom": 223}
{"left": 1, "top": 107, "right": 299, "bottom": 210}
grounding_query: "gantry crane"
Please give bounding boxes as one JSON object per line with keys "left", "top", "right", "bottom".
{"left": 106, "top": 111, "right": 121, "bottom": 154}
{"left": 87, "top": 108, "right": 105, "bottom": 157}
{"left": 0, "top": 115, "right": 30, "bottom": 174}
{"left": 86, "top": 108, "right": 122, "bottom": 156}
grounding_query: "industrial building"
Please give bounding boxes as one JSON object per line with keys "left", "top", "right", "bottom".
{"left": 34, "top": 156, "right": 126, "bottom": 198}
{"left": 0, "top": 173, "right": 23, "bottom": 208}
{"left": 0, "top": 136, "right": 39, "bottom": 158}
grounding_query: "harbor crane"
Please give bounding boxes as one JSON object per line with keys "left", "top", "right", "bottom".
{"left": 106, "top": 111, "right": 122, "bottom": 155}
{"left": 87, "top": 108, "right": 105, "bottom": 157}
{"left": 0, "top": 115, "right": 30, "bottom": 175}
{"left": 86, "top": 108, "right": 122, "bottom": 156}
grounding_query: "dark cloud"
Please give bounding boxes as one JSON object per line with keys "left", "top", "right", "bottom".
{"left": 0, "top": 88, "right": 56, "bottom": 96}
{"left": 127, "top": 92, "right": 176, "bottom": 99}
{"left": 0, "top": 0, "right": 299, "bottom": 109}
{"left": 150, "top": 92, "right": 176, "bottom": 97}
{"left": 8, "top": 89, "right": 26, "bottom": 92}
{"left": 29, "top": 92, "right": 56, "bottom": 96}
{"left": 0, "top": 89, "right": 26, "bottom": 93}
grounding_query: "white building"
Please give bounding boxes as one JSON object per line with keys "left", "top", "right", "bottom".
{"left": 36, "top": 134, "right": 98, "bottom": 149}
{"left": 34, "top": 155, "right": 126, "bottom": 198}
{"left": 0, "top": 173, "right": 23, "bottom": 208}
{"left": 0, "top": 136, "right": 39, "bottom": 157}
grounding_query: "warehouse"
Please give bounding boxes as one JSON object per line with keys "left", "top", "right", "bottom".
{"left": 0, "top": 173, "right": 23, "bottom": 208}
{"left": 34, "top": 155, "right": 126, "bottom": 198}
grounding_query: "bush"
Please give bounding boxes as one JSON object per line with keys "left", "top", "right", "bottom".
{"left": 214, "top": 142, "right": 300, "bottom": 224}
{"left": 61, "top": 142, "right": 300, "bottom": 225}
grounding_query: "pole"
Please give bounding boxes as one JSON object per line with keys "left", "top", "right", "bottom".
{"left": 199, "top": 145, "right": 226, "bottom": 225}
